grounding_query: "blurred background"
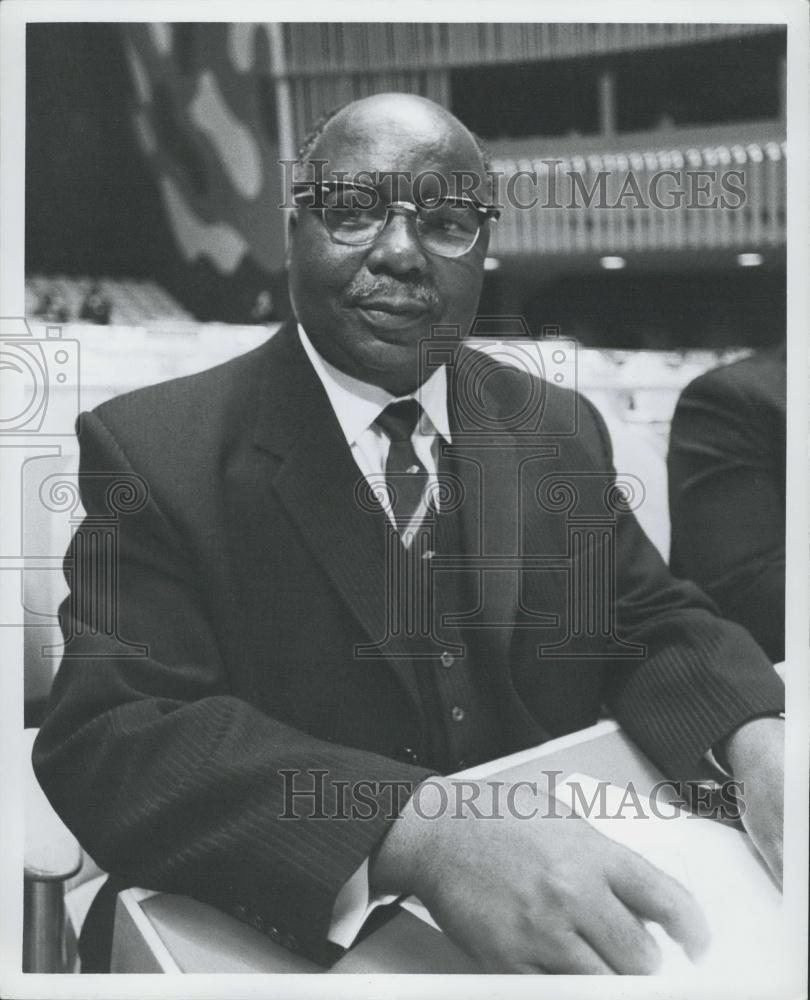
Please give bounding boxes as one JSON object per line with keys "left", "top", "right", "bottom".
{"left": 22, "top": 21, "right": 787, "bottom": 720}
{"left": 27, "top": 21, "right": 786, "bottom": 339}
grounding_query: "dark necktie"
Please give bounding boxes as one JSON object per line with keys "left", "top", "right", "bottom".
{"left": 375, "top": 399, "right": 429, "bottom": 535}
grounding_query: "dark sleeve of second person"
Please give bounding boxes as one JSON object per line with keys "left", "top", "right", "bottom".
{"left": 667, "top": 357, "right": 786, "bottom": 663}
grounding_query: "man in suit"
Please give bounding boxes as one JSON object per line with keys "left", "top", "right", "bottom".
{"left": 34, "top": 93, "right": 785, "bottom": 974}
{"left": 668, "top": 345, "right": 786, "bottom": 664}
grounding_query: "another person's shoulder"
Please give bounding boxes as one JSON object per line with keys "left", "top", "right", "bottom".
{"left": 679, "top": 345, "right": 786, "bottom": 409}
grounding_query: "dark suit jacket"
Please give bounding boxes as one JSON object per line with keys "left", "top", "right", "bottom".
{"left": 668, "top": 347, "right": 786, "bottom": 662}
{"left": 33, "top": 323, "right": 783, "bottom": 962}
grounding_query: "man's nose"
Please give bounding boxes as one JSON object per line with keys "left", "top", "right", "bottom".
{"left": 365, "top": 211, "right": 429, "bottom": 276}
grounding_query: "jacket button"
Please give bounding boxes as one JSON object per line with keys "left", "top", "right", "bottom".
{"left": 398, "top": 745, "right": 420, "bottom": 764}
{"left": 451, "top": 706, "right": 465, "bottom": 723}
{"left": 440, "top": 651, "right": 454, "bottom": 668}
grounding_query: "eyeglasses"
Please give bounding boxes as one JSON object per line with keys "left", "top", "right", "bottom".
{"left": 292, "top": 181, "right": 500, "bottom": 259}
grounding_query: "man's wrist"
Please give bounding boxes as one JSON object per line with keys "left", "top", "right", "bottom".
{"left": 369, "top": 776, "right": 446, "bottom": 898}
{"left": 716, "top": 714, "right": 785, "bottom": 777}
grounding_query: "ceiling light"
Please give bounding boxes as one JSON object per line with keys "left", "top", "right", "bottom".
{"left": 599, "top": 256, "right": 626, "bottom": 270}
{"left": 736, "top": 253, "right": 764, "bottom": 267}
{"left": 484, "top": 257, "right": 501, "bottom": 271}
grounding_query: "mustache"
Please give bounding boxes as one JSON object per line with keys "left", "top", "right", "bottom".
{"left": 343, "top": 275, "right": 441, "bottom": 312}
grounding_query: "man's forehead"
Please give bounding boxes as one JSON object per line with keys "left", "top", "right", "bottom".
{"left": 308, "top": 98, "right": 486, "bottom": 187}
{"left": 323, "top": 95, "right": 471, "bottom": 148}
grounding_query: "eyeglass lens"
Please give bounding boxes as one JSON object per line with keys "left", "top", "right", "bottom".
{"left": 320, "top": 187, "right": 482, "bottom": 257}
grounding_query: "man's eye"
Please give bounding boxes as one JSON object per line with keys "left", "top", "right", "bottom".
{"left": 324, "top": 206, "right": 376, "bottom": 229}
{"left": 421, "top": 204, "right": 479, "bottom": 236}
{"left": 322, "top": 188, "right": 375, "bottom": 210}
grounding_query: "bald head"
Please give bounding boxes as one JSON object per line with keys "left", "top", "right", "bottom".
{"left": 295, "top": 93, "right": 490, "bottom": 194}
{"left": 309, "top": 93, "right": 486, "bottom": 172}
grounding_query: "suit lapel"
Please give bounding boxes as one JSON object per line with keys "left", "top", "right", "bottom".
{"left": 445, "top": 348, "right": 557, "bottom": 746}
{"left": 252, "top": 325, "right": 422, "bottom": 707}
{"left": 247, "top": 328, "right": 559, "bottom": 734}
{"left": 444, "top": 351, "right": 524, "bottom": 657}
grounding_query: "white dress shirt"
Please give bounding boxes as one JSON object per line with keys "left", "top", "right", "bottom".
{"left": 298, "top": 325, "right": 452, "bottom": 537}
{"left": 297, "top": 324, "right": 450, "bottom": 947}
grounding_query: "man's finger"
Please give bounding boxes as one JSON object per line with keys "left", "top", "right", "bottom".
{"left": 579, "top": 896, "right": 663, "bottom": 974}
{"left": 609, "top": 854, "right": 710, "bottom": 962}
{"left": 536, "top": 932, "right": 616, "bottom": 975}
{"left": 742, "top": 811, "right": 783, "bottom": 887}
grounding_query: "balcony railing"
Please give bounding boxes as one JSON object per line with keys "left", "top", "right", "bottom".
{"left": 281, "top": 23, "right": 778, "bottom": 75}
{"left": 489, "top": 140, "right": 786, "bottom": 256}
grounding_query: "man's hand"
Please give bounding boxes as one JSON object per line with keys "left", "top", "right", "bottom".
{"left": 719, "top": 715, "right": 784, "bottom": 885}
{"left": 370, "top": 777, "right": 710, "bottom": 974}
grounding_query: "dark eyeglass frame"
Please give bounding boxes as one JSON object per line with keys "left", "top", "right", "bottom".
{"left": 291, "top": 180, "right": 500, "bottom": 258}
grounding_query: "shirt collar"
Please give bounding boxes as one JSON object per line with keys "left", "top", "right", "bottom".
{"left": 298, "top": 324, "right": 451, "bottom": 447}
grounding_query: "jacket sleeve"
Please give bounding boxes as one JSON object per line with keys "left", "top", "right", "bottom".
{"left": 32, "top": 409, "right": 431, "bottom": 962}
{"left": 667, "top": 368, "right": 785, "bottom": 662}
{"left": 576, "top": 395, "right": 785, "bottom": 778}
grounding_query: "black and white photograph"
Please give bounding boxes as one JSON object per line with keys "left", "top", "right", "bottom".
{"left": 1, "top": 3, "right": 808, "bottom": 999}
